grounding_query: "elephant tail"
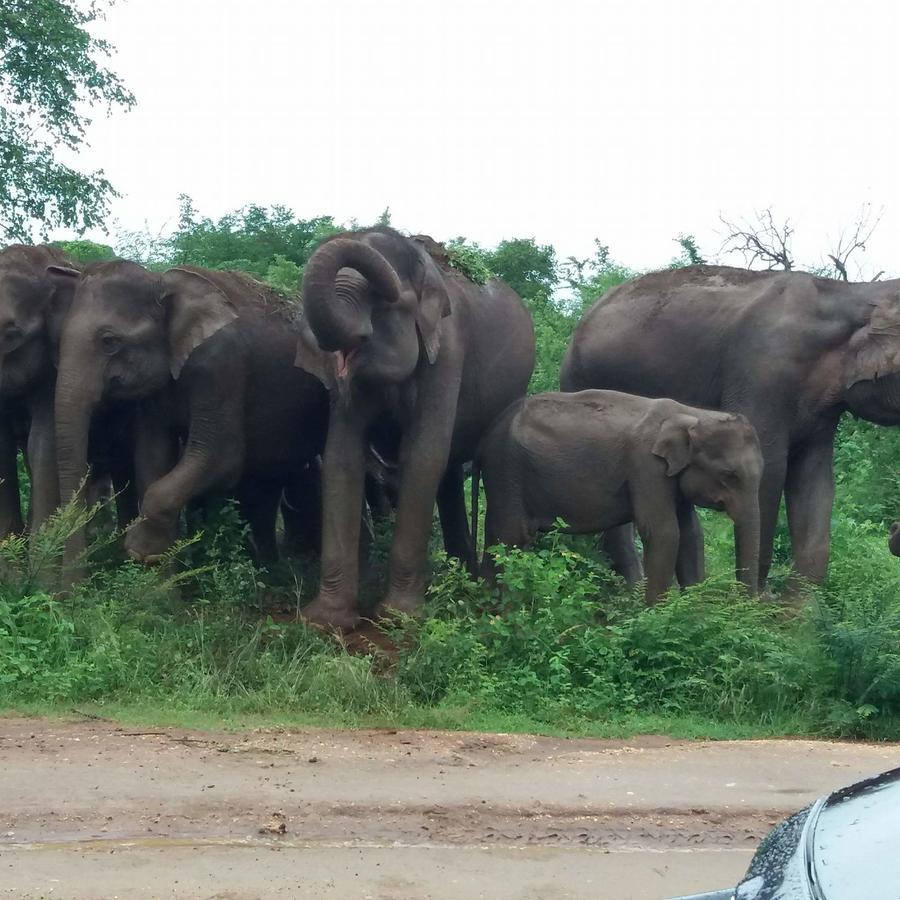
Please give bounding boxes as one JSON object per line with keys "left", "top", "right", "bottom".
{"left": 470, "top": 461, "right": 481, "bottom": 574}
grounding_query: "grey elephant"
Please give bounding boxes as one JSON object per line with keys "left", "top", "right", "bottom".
{"left": 50, "top": 261, "right": 329, "bottom": 575}
{"left": 475, "top": 390, "right": 763, "bottom": 603}
{"left": 295, "top": 228, "right": 535, "bottom": 631}
{"left": 890, "top": 522, "right": 900, "bottom": 557}
{"left": 0, "top": 244, "right": 86, "bottom": 537}
{"left": 561, "top": 265, "right": 900, "bottom": 591}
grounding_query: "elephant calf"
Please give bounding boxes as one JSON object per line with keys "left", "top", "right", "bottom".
{"left": 476, "top": 390, "right": 763, "bottom": 603}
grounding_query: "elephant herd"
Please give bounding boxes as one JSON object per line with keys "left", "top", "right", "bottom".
{"left": 2, "top": 230, "right": 899, "bottom": 632}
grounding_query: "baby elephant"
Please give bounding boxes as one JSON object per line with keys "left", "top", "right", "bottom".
{"left": 477, "top": 390, "right": 763, "bottom": 603}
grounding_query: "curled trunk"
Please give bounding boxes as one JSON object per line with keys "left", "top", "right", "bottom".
{"left": 302, "top": 238, "right": 402, "bottom": 351}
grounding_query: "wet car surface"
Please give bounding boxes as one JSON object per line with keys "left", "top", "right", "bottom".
{"left": 670, "top": 766, "right": 900, "bottom": 900}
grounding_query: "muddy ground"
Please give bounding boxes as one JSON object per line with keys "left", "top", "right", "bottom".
{"left": 0, "top": 717, "right": 896, "bottom": 899}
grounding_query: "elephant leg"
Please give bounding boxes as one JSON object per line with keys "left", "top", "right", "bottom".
{"left": 127, "top": 392, "right": 242, "bottom": 563}
{"left": 479, "top": 487, "right": 531, "bottom": 587}
{"left": 632, "top": 477, "right": 681, "bottom": 604}
{"left": 282, "top": 462, "right": 322, "bottom": 556}
{"left": 365, "top": 473, "right": 394, "bottom": 521}
{"left": 109, "top": 414, "right": 139, "bottom": 531}
{"left": 635, "top": 518, "right": 680, "bottom": 605}
{"left": 437, "top": 463, "right": 475, "bottom": 573}
{"left": 0, "top": 420, "right": 24, "bottom": 538}
{"left": 674, "top": 502, "right": 705, "bottom": 587}
{"left": 112, "top": 466, "right": 139, "bottom": 532}
{"left": 375, "top": 375, "right": 461, "bottom": 620}
{"left": 756, "top": 451, "right": 789, "bottom": 591}
{"left": 599, "top": 524, "right": 644, "bottom": 586}
{"left": 784, "top": 422, "right": 837, "bottom": 585}
{"left": 302, "top": 410, "right": 367, "bottom": 632}
{"left": 238, "top": 477, "right": 281, "bottom": 564}
{"left": 25, "top": 389, "right": 59, "bottom": 532}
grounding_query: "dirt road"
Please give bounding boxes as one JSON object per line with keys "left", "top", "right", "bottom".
{"left": 0, "top": 717, "right": 896, "bottom": 899}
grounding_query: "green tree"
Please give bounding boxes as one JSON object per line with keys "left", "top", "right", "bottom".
{"left": 671, "top": 233, "right": 705, "bottom": 267}
{"left": 486, "top": 238, "right": 558, "bottom": 303}
{"left": 0, "top": 0, "right": 134, "bottom": 240}
{"left": 51, "top": 238, "right": 116, "bottom": 264}
{"left": 562, "top": 240, "right": 634, "bottom": 312}
{"left": 167, "top": 195, "right": 338, "bottom": 293}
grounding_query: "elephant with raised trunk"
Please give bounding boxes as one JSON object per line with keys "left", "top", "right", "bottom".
{"left": 561, "top": 265, "right": 900, "bottom": 592}
{"left": 295, "top": 228, "right": 535, "bottom": 631}
{"left": 0, "top": 244, "right": 83, "bottom": 537}
{"left": 476, "top": 390, "right": 762, "bottom": 603}
{"left": 51, "top": 261, "right": 329, "bottom": 575}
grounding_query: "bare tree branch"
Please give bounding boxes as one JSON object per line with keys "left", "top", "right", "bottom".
{"left": 719, "top": 209, "right": 795, "bottom": 270}
{"left": 824, "top": 203, "right": 884, "bottom": 281}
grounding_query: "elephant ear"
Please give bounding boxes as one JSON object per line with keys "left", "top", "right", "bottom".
{"left": 294, "top": 316, "right": 337, "bottom": 391}
{"left": 651, "top": 414, "right": 700, "bottom": 476}
{"left": 845, "top": 291, "right": 900, "bottom": 386}
{"left": 412, "top": 243, "right": 452, "bottom": 365}
{"left": 162, "top": 268, "right": 239, "bottom": 379}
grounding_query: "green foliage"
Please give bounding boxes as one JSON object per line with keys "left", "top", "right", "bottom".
{"left": 393, "top": 521, "right": 900, "bottom": 737}
{"left": 166, "top": 195, "right": 338, "bottom": 292}
{"left": 0, "top": 0, "right": 134, "bottom": 240}
{"left": 443, "top": 236, "right": 493, "bottom": 284}
{"left": 51, "top": 238, "right": 116, "bottom": 264}
{"left": 670, "top": 233, "right": 706, "bottom": 267}
{"left": 2, "top": 481, "right": 900, "bottom": 739}
{"left": 25, "top": 200, "right": 900, "bottom": 741}
{"left": 486, "top": 237, "right": 557, "bottom": 302}
{"left": 834, "top": 417, "right": 900, "bottom": 527}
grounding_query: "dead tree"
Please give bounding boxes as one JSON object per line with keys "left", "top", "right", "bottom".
{"left": 826, "top": 203, "right": 884, "bottom": 282}
{"left": 719, "top": 209, "right": 795, "bottom": 270}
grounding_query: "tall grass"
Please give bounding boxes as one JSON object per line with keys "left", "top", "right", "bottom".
{"left": 2, "top": 489, "right": 899, "bottom": 739}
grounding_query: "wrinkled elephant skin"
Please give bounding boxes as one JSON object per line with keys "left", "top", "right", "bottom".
{"left": 296, "top": 228, "right": 535, "bottom": 631}
{"left": 477, "top": 390, "right": 763, "bottom": 603}
{"left": 53, "top": 261, "right": 329, "bottom": 577}
{"left": 561, "top": 265, "right": 900, "bottom": 592}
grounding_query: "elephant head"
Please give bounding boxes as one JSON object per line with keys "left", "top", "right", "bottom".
{"left": 295, "top": 229, "right": 451, "bottom": 389}
{"left": 51, "top": 261, "right": 238, "bottom": 559}
{"left": 839, "top": 285, "right": 900, "bottom": 425}
{"left": 889, "top": 521, "right": 900, "bottom": 557}
{"left": 652, "top": 412, "right": 763, "bottom": 594}
{"left": 0, "top": 245, "right": 78, "bottom": 397}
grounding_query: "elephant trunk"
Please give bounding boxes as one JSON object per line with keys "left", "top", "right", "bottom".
{"left": 731, "top": 495, "right": 761, "bottom": 596}
{"left": 302, "top": 238, "right": 402, "bottom": 352}
{"left": 55, "top": 339, "right": 104, "bottom": 573}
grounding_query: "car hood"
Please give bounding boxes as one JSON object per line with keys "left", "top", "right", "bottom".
{"left": 735, "top": 766, "right": 900, "bottom": 900}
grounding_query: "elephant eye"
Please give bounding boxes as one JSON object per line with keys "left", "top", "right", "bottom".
{"left": 98, "top": 331, "right": 122, "bottom": 355}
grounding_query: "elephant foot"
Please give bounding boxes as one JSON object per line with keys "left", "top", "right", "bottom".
{"left": 301, "top": 596, "right": 362, "bottom": 634}
{"left": 125, "top": 519, "right": 176, "bottom": 565}
{"left": 374, "top": 592, "right": 424, "bottom": 623}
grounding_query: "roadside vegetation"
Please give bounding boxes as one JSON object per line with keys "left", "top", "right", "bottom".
{"left": 2, "top": 204, "right": 899, "bottom": 742}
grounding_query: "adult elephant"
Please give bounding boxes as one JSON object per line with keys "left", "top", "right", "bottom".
{"left": 890, "top": 522, "right": 900, "bottom": 557}
{"left": 51, "top": 261, "right": 329, "bottom": 575}
{"left": 561, "top": 264, "right": 900, "bottom": 590}
{"left": 0, "top": 244, "right": 82, "bottom": 537}
{"left": 295, "top": 228, "right": 535, "bottom": 631}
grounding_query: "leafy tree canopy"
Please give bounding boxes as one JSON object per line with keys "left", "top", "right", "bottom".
{"left": 51, "top": 238, "right": 116, "bottom": 264}
{"left": 0, "top": 0, "right": 134, "bottom": 241}
{"left": 167, "top": 195, "right": 340, "bottom": 295}
{"left": 487, "top": 237, "right": 558, "bottom": 303}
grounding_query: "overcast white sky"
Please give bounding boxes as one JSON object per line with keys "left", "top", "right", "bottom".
{"left": 73, "top": 0, "right": 899, "bottom": 276}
